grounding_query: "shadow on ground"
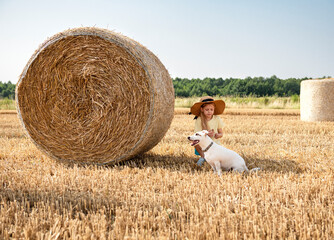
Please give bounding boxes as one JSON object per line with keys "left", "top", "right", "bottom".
{"left": 244, "top": 156, "right": 303, "bottom": 174}
{"left": 108, "top": 153, "right": 304, "bottom": 174}
{"left": 109, "top": 153, "right": 204, "bottom": 174}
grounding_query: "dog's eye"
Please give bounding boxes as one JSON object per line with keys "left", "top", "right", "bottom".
{"left": 195, "top": 133, "right": 200, "bottom": 136}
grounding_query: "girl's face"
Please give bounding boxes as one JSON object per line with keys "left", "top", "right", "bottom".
{"left": 201, "top": 103, "right": 215, "bottom": 118}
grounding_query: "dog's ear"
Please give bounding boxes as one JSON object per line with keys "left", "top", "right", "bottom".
{"left": 202, "top": 130, "right": 209, "bottom": 136}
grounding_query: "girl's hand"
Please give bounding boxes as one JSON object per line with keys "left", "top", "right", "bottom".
{"left": 215, "top": 128, "right": 223, "bottom": 139}
{"left": 214, "top": 133, "right": 222, "bottom": 139}
{"left": 208, "top": 129, "right": 215, "bottom": 138}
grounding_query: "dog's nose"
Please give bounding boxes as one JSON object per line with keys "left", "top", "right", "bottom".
{"left": 187, "top": 137, "right": 190, "bottom": 140}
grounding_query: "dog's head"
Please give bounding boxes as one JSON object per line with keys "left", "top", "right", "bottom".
{"left": 188, "top": 130, "right": 209, "bottom": 146}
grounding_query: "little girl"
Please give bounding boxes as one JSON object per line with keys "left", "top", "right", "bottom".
{"left": 190, "top": 96, "right": 225, "bottom": 166}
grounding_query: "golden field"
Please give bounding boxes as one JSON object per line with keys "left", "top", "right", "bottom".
{"left": 1, "top": 108, "right": 334, "bottom": 239}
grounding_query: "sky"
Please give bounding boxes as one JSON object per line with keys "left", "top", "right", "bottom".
{"left": 0, "top": 0, "right": 333, "bottom": 83}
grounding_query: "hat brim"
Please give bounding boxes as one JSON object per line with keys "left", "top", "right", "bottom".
{"left": 190, "top": 100, "right": 225, "bottom": 116}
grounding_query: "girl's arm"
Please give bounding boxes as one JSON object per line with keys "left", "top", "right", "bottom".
{"left": 214, "top": 128, "right": 223, "bottom": 139}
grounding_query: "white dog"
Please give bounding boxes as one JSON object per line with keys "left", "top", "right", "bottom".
{"left": 188, "top": 130, "right": 259, "bottom": 176}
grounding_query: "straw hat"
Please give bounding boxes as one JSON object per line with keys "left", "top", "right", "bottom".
{"left": 190, "top": 96, "right": 225, "bottom": 116}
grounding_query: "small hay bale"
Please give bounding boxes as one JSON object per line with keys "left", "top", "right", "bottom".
{"left": 300, "top": 78, "right": 334, "bottom": 122}
{"left": 16, "top": 27, "right": 174, "bottom": 165}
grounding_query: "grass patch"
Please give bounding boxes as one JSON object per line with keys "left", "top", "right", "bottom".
{"left": 1, "top": 96, "right": 300, "bottom": 111}
{"left": 0, "top": 98, "right": 16, "bottom": 110}
{"left": 175, "top": 96, "right": 300, "bottom": 109}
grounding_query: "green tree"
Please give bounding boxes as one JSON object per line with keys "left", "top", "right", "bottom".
{"left": 0, "top": 81, "right": 16, "bottom": 99}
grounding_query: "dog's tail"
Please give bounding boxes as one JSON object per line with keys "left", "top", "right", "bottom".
{"left": 249, "top": 167, "right": 261, "bottom": 173}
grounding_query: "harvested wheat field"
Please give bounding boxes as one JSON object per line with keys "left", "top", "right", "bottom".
{"left": 1, "top": 108, "right": 334, "bottom": 239}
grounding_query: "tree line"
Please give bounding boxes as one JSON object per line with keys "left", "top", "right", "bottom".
{"left": 173, "top": 76, "right": 310, "bottom": 97}
{"left": 1, "top": 76, "right": 330, "bottom": 99}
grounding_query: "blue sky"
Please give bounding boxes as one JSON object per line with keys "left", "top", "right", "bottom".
{"left": 0, "top": 0, "right": 333, "bottom": 83}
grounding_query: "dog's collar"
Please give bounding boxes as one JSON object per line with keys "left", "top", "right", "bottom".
{"left": 203, "top": 142, "right": 214, "bottom": 152}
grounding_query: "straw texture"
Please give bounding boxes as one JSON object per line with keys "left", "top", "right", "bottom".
{"left": 16, "top": 27, "right": 174, "bottom": 165}
{"left": 300, "top": 78, "right": 334, "bottom": 122}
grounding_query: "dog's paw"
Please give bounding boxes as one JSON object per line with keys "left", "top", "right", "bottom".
{"left": 196, "top": 157, "right": 206, "bottom": 166}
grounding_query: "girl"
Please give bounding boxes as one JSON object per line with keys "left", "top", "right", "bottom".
{"left": 190, "top": 96, "right": 225, "bottom": 166}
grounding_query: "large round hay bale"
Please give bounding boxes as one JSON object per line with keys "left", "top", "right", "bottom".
{"left": 16, "top": 27, "right": 174, "bottom": 165}
{"left": 300, "top": 78, "right": 334, "bottom": 122}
